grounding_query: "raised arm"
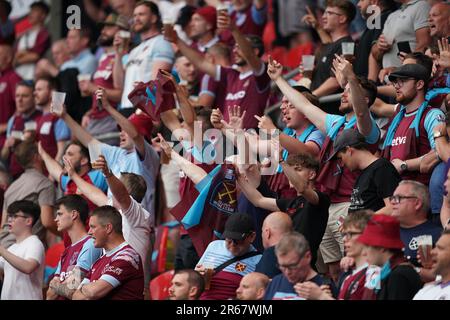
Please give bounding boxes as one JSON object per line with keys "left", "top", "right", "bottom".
{"left": 164, "top": 25, "right": 217, "bottom": 78}
{"left": 93, "top": 155, "right": 132, "bottom": 211}
{"left": 58, "top": 106, "right": 97, "bottom": 147}
{"left": 96, "top": 88, "right": 146, "bottom": 156}
{"left": 236, "top": 173, "right": 279, "bottom": 211}
{"left": 63, "top": 157, "right": 108, "bottom": 207}
{"left": 158, "top": 133, "right": 207, "bottom": 185}
{"left": 268, "top": 57, "right": 327, "bottom": 133}
{"left": 38, "top": 142, "right": 64, "bottom": 181}
{"left": 333, "top": 55, "right": 373, "bottom": 136}
{"left": 280, "top": 162, "right": 319, "bottom": 205}
{"left": 218, "top": 11, "right": 263, "bottom": 73}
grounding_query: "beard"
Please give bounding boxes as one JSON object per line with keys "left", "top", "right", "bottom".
{"left": 97, "top": 35, "right": 114, "bottom": 47}
{"left": 396, "top": 92, "right": 415, "bottom": 105}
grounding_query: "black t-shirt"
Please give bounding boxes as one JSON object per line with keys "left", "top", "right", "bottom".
{"left": 276, "top": 191, "right": 330, "bottom": 266}
{"left": 377, "top": 264, "right": 422, "bottom": 300}
{"left": 349, "top": 158, "right": 401, "bottom": 213}
{"left": 353, "top": 9, "right": 394, "bottom": 77}
{"left": 311, "top": 36, "right": 354, "bottom": 91}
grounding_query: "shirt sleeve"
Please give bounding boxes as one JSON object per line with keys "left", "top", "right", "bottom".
{"left": 151, "top": 37, "right": 175, "bottom": 64}
{"left": 53, "top": 118, "right": 71, "bottom": 141}
{"left": 6, "top": 116, "right": 14, "bottom": 137}
{"left": 60, "top": 175, "right": 69, "bottom": 192}
{"left": 24, "top": 238, "right": 45, "bottom": 265}
{"left": 199, "top": 74, "right": 218, "bottom": 98}
{"left": 251, "top": 3, "right": 267, "bottom": 26}
{"left": 254, "top": 63, "right": 271, "bottom": 93}
{"left": 374, "top": 163, "right": 401, "bottom": 199}
{"left": 76, "top": 238, "right": 102, "bottom": 272}
{"left": 38, "top": 181, "right": 56, "bottom": 206}
{"left": 98, "top": 249, "right": 142, "bottom": 287}
{"left": 364, "top": 115, "right": 381, "bottom": 145}
{"left": 54, "top": 260, "right": 62, "bottom": 276}
{"left": 121, "top": 196, "right": 151, "bottom": 229}
{"left": 275, "top": 198, "right": 292, "bottom": 212}
{"left": 305, "top": 129, "right": 325, "bottom": 150}
{"left": 412, "top": 2, "right": 431, "bottom": 31}
{"left": 89, "top": 171, "right": 108, "bottom": 193}
{"left": 141, "top": 140, "right": 159, "bottom": 177}
{"left": 82, "top": 55, "right": 98, "bottom": 75}
{"left": 325, "top": 114, "right": 344, "bottom": 135}
{"left": 424, "top": 108, "right": 446, "bottom": 149}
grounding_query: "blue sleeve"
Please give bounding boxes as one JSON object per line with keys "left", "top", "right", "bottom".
{"left": 325, "top": 114, "right": 344, "bottom": 135}
{"left": 76, "top": 239, "right": 103, "bottom": 272}
{"left": 88, "top": 171, "right": 108, "bottom": 193}
{"left": 6, "top": 117, "right": 13, "bottom": 136}
{"left": 251, "top": 3, "right": 267, "bottom": 26}
{"left": 195, "top": 164, "right": 222, "bottom": 192}
{"left": 122, "top": 54, "right": 128, "bottom": 66}
{"left": 101, "top": 144, "right": 122, "bottom": 166}
{"left": 82, "top": 56, "right": 98, "bottom": 75}
{"left": 305, "top": 129, "right": 325, "bottom": 150}
{"left": 424, "top": 108, "right": 446, "bottom": 149}
{"left": 364, "top": 116, "right": 381, "bottom": 145}
{"left": 53, "top": 119, "right": 71, "bottom": 141}
{"left": 60, "top": 175, "right": 69, "bottom": 192}
{"left": 151, "top": 37, "right": 175, "bottom": 64}
{"left": 54, "top": 260, "right": 62, "bottom": 276}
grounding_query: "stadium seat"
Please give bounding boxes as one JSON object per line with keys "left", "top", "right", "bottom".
{"left": 43, "top": 241, "right": 65, "bottom": 284}
{"left": 149, "top": 269, "right": 174, "bottom": 300}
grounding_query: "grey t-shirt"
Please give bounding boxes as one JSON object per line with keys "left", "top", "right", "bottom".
{"left": 381, "top": 0, "right": 430, "bottom": 68}
{"left": 0, "top": 168, "right": 55, "bottom": 248}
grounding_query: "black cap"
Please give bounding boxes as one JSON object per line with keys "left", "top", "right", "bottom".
{"left": 388, "top": 63, "right": 430, "bottom": 82}
{"left": 222, "top": 213, "right": 255, "bottom": 241}
{"left": 326, "top": 129, "right": 367, "bottom": 162}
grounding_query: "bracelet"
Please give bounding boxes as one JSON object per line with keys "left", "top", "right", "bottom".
{"left": 104, "top": 170, "right": 113, "bottom": 178}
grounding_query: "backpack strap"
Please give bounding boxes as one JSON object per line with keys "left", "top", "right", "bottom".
{"left": 213, "top": 251, "right": 260, "bottom": 273}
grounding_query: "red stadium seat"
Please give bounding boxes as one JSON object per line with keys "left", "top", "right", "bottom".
{"left": 45, "top": 241, "right": 65, "bottom": 268}
{"left": 149, "top": 269, "right": 174, "bottom": 300}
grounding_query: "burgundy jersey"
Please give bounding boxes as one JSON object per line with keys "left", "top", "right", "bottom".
{"left": 87, "top": 243, "right": 144, "bottom": 300}
{"left": 90, "top": 52, "right": 116, "bottom": 119}
{"left": 0, "top": 68, "right": 21, "bottom": 147}
{"left": 338, "top": 267, "right": 368, "bottom": 300}
{"left": 216, "top": 65, "right": 270, "bottom": 129}
{"left": 8, "top": 110, "right": 42, "bottom": 178}
{"left": 36, "top": 112, "right": 58, "bottom": 158}
{"left": 200, "top": 73, "right": 227, "bottom": 112}
{"left": 386, "top": 107, "right": 433, "bottom": 184}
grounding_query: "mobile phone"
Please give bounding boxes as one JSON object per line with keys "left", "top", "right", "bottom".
{"left": 397, "top": 41, "right": 412, "bottom": 54}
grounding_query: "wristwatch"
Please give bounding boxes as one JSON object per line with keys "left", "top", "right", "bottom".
{"left": 400, "top": 161, "right": 408, "bottom": 172}
{"left": 434, "top": 131, "right": 446, "bottom": 140}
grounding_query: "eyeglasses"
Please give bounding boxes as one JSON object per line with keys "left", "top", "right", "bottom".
{"left": 391, "top": 78, "right": 416, "bottom": 88}
{"left": 8, "top": 214, "right": 29, "bottom": 220}
{"left": 277, "top": 256, "right": 303, "bottom": 271}
{"left": 323, "top": 10, "right": 343, "bottom": 16}
{"left": 342, "top": 231, "right": 362, "bottom": 240}
{"left": 389, "top": 195, "right": 418, "bottom": 204}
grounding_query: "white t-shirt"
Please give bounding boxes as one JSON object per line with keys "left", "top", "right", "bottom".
{"left": 120, "top": 34, "right": 174, "bottom": 108}
{"left": 108, "top": 196, "right": 153, "bottom": 283}
{"left": 0, "top": 235, "right": 45, "bottom": 300}
{"left": 413, "top": 280, "right": 450, "bottom": 300}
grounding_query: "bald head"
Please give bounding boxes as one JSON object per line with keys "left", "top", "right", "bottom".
{"left": 262, "top": 212, "right": 293, "bottom": 248}
{"left": 429, "top": 3, "right": 450, "bottom": 37}
{"left": 236, "top": 272, "right": 269, "bottom": 300}
{"left": 51, "top": 39, "right": 70, "bottom": 67}
{"left": 0, "top": 44, "right": 13, "bottom": 70}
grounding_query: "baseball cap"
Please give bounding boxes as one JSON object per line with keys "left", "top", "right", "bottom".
{"left": 101, "top": 13, "right": 129, "bottom": 30}
{"left": 326, "top": 129, "right": 367, "bottom": 162}
{"left": 388, "top": 63, "right": 430, "bottom": 83}
{"left": 117, "top": 112, "right": 153, "bottom": 142}
{"left": 222, "top": 213, "right": 255, "bottom": 241}
{"left": 195, "top": 6, "right": 217, "bottom": 31}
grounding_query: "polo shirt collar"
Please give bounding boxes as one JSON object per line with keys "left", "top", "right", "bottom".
{"left": 401, "top": 0, "right": 421, "bottom": 10}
